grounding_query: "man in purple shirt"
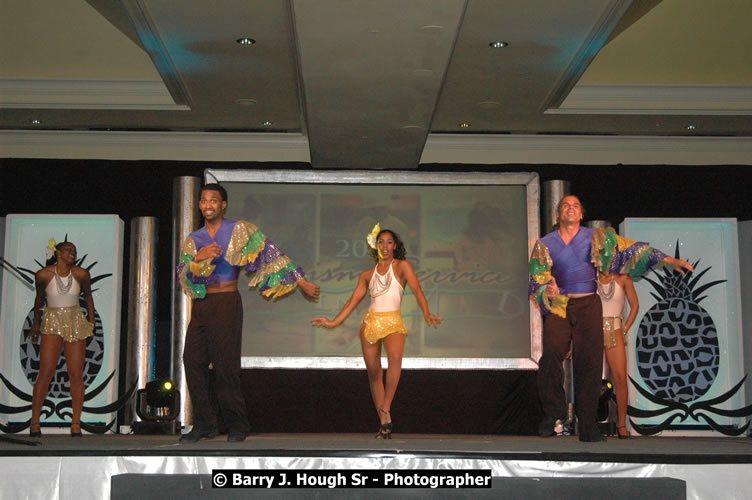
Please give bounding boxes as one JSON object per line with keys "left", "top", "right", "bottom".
{"left": 529, "top": 195, "right": 692, "bottom": 441}
{"left": 177, "top": 183, "right": 320, "bottom": 443}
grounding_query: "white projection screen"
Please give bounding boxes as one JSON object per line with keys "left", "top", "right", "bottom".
{"left": 205, "top": 170, "right": 541, "bottom": 369}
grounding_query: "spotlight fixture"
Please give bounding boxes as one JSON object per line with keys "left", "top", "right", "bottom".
{"left": 236, "top": 37, "right": 256, "bottom": 46}
{"left": 133, "top": 378, "right": 180, "bottom": 434}
{"left": 459, "top": 122, "right": 470, "bottom": 129}
{"left": 686, "top": 124, "right": 696, "bottom": 130}
{"left": 31, "top": 119, "right": 41, "bottom": 125}
{"left": 262, "top": 121, "right": 273, "bottom": 126}
{"left": 489, "top": 41, "right": 508, "bottom": 48}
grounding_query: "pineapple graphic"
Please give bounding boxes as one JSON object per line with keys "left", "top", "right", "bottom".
{"left": 635, "top": 244, "right": 725, "bottom": 403}
{"left": 628, "top": 241, "right": 752, "bottom": 436}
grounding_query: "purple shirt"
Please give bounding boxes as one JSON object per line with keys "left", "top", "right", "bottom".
{"left": 189, "top": 218, "right": 241, "bottom": 283}
{"left": 539, "top": 226, "right": 597, "bottom": 295}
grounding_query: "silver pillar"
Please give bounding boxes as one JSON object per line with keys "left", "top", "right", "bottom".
{"left": 171, "top": 176, "right": 201, "bottom": 429}
{"left": 542, "top": 180, "right": 571, "bottom": 235}
{"left": 123, "top": 217, "right": 159, "bottom": 429}
{"left": 586, "top": 220, "right": 612, "bottom": 230}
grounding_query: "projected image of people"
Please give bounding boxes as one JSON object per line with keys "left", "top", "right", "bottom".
{"left": 312, "top": 225, "right": 442, "bottom": 438}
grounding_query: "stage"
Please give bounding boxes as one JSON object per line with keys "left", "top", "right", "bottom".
{"left": 1, "top": 432, "right": 751, "bottom": 499}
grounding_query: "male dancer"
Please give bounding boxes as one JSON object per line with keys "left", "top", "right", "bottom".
{"left": 529, "top": 195, "right": 692, "bottom": 442}
{"left": 177, "top": 183, "right": 319, "bottom": 442}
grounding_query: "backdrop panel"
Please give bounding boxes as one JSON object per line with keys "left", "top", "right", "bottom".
{"left": 621, "top": 218, "right": 744, "bottom": 434}
{"left": 0, "top": 215, "right": 124, "bottom": 427}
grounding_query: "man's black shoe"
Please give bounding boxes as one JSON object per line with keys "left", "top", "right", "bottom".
{"left": 538, "top": 416, "right": 560, "bottom": 437}
{"left": 179, "top": 428, "right": 219, "bottom": 443}
{"left": 578, "top": 428, "right": 607, "bottom": 442}
{"left": 227, "top": 431, "right": 246, "bottom": 442}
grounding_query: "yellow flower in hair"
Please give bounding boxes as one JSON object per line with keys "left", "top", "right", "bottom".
{"left": 46, "top": 238, "right": 57, "bottom": 260}
{"left": 366, "top": 223, "right": 383, "bottom": 259}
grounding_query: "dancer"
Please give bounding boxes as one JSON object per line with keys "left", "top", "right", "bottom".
{"left": 28, "top": 241, "right": 95, "bottom": 437}
{"left": 597, "top": 271, "right": 639, "bottom": 439}
{"left": 177, "top": 183, "right": 319, "bottom": 443}
{"left": 529, "top": 195, "right": 693, "bottom": 442}
{"left": 312, "top": 225, "right": 441, "bottom": 438}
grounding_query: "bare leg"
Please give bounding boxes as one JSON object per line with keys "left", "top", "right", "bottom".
{"left": 381, "top": 333, "right": 406, "bottom": 423}
{"left": 31, "top": 335, "right": 64, "bottom": 430}
{"left": 605, "top": 328, "right": 629, "bottom": 436}
{"left": 359, "top": 326, "right": 386, "bottom": 423}
{"left": 63, "top": 339, "right": 87, "bottom": 431}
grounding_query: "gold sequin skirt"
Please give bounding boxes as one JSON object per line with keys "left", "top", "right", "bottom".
{"left": 361, "top": 310, "right": 408, "bottom": 344}
{"left": 603, "top": 315, "right": 625, "bottom": 349}
{"left": 41, "top": 306, "right": 94, "bottom": 343}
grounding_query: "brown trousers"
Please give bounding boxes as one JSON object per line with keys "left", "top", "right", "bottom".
{"left": 183, "top": 291, "right": 249, "bottom": 433}
{"left": 537, "top": 293, "right": 603, "bottom": 435}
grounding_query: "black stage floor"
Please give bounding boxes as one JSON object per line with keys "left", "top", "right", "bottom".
{"left": 3, "top": 432, "right": 752, "bottom": 464}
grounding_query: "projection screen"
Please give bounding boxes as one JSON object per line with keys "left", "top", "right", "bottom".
{"left": 204, "top": 170, "right": 541, "bottom": 369}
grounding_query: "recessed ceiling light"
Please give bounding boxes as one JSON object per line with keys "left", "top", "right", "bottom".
{"left": 686, "top": 124, "right": 696, "bottom": 130}
{"left": 478, "top": 100, "right": 500, "bottom": 109}
{"left": 235, "top": 98, "right": 257, "bottom": 106}
{"left": 489, "top": 41, "right": 508, "bottom": 48}
{"left": 236, "top": 38, "right": 256, "bottom": 46}
{"left": 31, "top": 119, "right": 41, "bottom": 125}
{"left": 459, "top": 122, "right": 470, "bottom": 129}
{"left": 262, "top": 121, "right": 273, "bottom": 127}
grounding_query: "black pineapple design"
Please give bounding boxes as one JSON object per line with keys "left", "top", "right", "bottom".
{"left": 635, "top": 244, "right": 725, "bottom": 403}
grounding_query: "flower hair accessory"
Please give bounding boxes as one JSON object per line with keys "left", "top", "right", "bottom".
{"left": 46, "top": 238, "right": 57, "bottom": 260}
{"left": 366, "top": 223, "right": 383, "bottom": 258}
{"left": 366, "top": 223, "right": 381, "bottom": 250}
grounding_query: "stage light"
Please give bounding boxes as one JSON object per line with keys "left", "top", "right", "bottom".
{"left": 133, "top": 378, "right": 180, "bottom": 434}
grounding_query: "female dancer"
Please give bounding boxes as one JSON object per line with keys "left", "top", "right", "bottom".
{"left": 597, "top": 270, "right": 639, "bottom": 439}
{"left": 312, "top": 226, "right": 441, "bottom": 438}
{"left": 28, "top": 241, "right": 95, "bottom": 437}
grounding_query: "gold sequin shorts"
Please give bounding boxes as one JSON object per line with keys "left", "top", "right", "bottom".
{"left": 361, "top": 310, "right": 408, "bottom": 344}
{"left": 41, "top": 306, "right": 94, "bottom": 343}
{"left": 603, "top": 315, "right": 625, "bottom": 349}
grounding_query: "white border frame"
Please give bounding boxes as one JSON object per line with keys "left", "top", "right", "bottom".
{"left": 205, "top": 169, "right": 541, "bottom": 370}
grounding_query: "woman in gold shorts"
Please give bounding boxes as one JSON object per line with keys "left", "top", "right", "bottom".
{"left": 28, "top": 241, "right": 95, "bottom": 437}
{"left": 597, "top": 270, "right": 639, "bottom": 439}
{"left": 312, "top": 225, "right": 441, "bottom": 438}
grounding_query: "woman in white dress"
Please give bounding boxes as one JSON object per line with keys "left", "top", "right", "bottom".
{"left": 597, "top": 271, "right": 639, "bottom": 439}
{"left": 312, "top": 226, "right": 441, "bottom": 438}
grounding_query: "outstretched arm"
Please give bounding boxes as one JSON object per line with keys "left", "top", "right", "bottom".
{"left": 662, "top": 256, "right": 694, "bottom": 275}
{"left": 400, "top": 260, "right": 442, "bottom": 327}
{"left": 311, "top": 271, "right": 368, "bottom": 328}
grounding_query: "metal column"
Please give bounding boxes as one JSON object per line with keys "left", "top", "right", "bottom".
{"left": 122, "top": 216, "right": 159, "bottom": 430}
{"left": 542, "top": 180, "right": 571, "bottom": 235}
{"left": 171, "top": 176, "right": 201, "bottom": 429}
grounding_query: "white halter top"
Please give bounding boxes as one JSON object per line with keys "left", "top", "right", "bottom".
{"left": 45, "top": 270, "right": 81, "bottom": 308}
{"left": 598, "top": 278, "right": 625, "bottom": 317}
{"left": 368, "top": 262, "right": 404, "bottom": 312}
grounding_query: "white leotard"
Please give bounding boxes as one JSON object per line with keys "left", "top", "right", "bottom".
{"left": 45, "top": 271, "right": 81, "bottom": 308}
{"left": 598, "top": 278, "right": 625, "bottom": 328}
{"left": 368, "top": 262, "right": 404, "bottom": 312}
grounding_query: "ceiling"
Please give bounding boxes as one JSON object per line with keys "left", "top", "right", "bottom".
{"left": 1, "top": 0, "right": 751, "bottom": 167}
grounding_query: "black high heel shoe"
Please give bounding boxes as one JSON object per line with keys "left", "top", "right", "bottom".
{"left": 29, "top": 423, "right": 42, "bottom": 438}
{"left": 617, "top": 426, "right": 631, "bottom": 439}
{"left": 375, "top": 409, "right": 392, "bottom": 439}
{"left": 70, "top": 422, "right": 82, "bottom": 438}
